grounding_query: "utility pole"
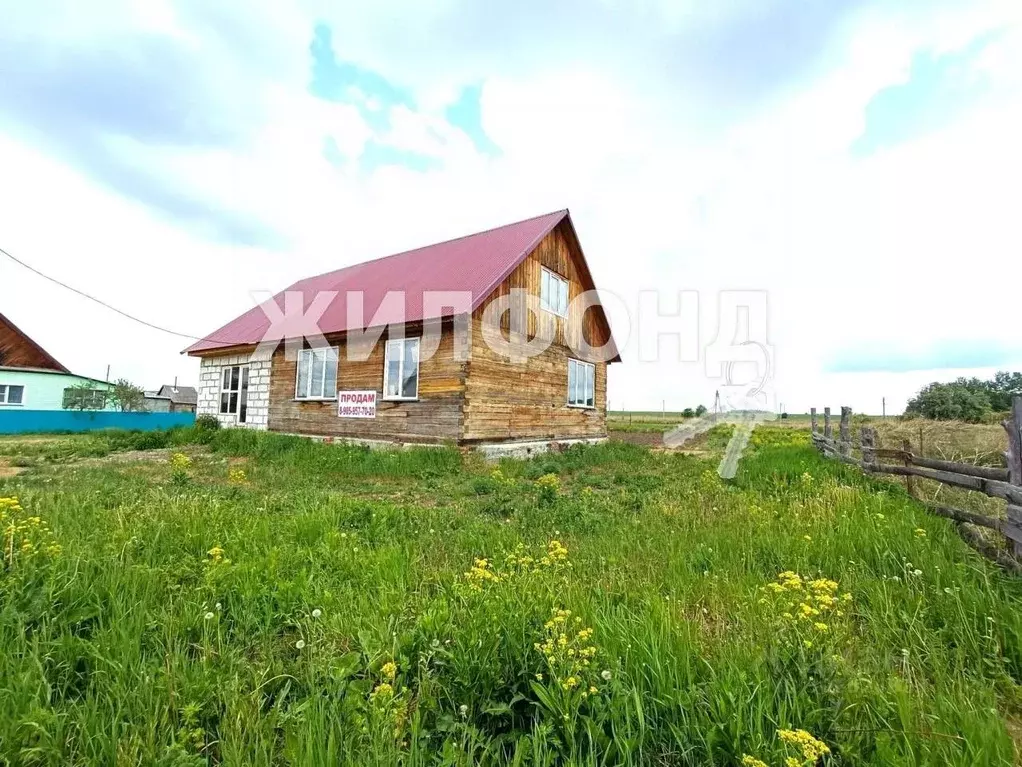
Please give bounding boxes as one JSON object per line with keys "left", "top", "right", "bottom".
{"left": 105, "top": 364, "right": 111, "bottom": 382}
{"left": 882, "top": 397, "right": 886, "bottom": 420}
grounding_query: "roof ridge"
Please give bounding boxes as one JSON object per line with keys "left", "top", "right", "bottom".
{"left": 294, "top": 209, "right": 569, "bottom": 286}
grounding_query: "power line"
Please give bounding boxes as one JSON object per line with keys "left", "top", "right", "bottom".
{"left": 1, "top": 244, "right": 204, "bottom": 341}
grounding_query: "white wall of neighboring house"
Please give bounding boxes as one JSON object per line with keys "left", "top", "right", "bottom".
{"left": 196, "top": 352, "right": 271, "bottom": 430}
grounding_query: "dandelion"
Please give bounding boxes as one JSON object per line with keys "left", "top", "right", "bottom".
{"left": 215, "top": 602, "right": 222, "bottom": 611}
{"left": 295, "top": 639, "right": 306, "bottom": 650}
{"left": 601, "top": 669, "right": 612, "bottom": 681}
{"left": 803, "top": 535, "right": 812, "bottom": 542}
{"left": 311, "top": 608, "right": 322, "bottom": 619}
{"left": 204, "top": 611, "right": 214, "bottom": 621}
{"left": 914, "top": 528, "right": 927, "bottom": 537}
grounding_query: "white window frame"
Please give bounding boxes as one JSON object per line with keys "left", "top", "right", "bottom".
{"left": 295, "top": 346, "right": 339, "bottom": 401}
{"left": 540, "top": 267, "right": 569, "bottom": 317}
{"left": 0, "top": 384, "right": 25, "bottom": 407}
{"left": 567, "top": 358, "right": 596, "bottom": 409}
{"left": 383, "top": 338, "right": 420, "bottom": 401}
{"left": 219, "top": 365, "right": 250, "bottom": 423}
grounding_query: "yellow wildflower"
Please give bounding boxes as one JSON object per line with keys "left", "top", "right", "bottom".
{"left": 779, "top": 728, "right": 830, "bottom": 763}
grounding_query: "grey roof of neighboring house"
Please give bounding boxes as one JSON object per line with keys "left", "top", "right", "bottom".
{"left": 157, "top": 385, "right": 198, "bottom": 406}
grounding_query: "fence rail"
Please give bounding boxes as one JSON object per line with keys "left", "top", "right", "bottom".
{"left": 810, "top": 397, "right": 1022, "bottom": 560}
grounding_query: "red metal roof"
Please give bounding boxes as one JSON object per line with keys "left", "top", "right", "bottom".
{"left": 185, "top": 209, "right": 618, "bottom": 359}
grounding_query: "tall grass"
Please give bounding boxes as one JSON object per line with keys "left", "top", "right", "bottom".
{"left": 1, "top": 427, "right": 1021, "bottom": 764}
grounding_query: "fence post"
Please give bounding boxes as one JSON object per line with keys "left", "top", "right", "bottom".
{"left": 902, "top": 439, "right": 915, "bottom": 498}
{"left": 861, "top": 426, "right": 876, "bottom": 468}
{"left": 839, "top": 406, "right": 851, "bottom": 456}
{"left": 1004, "top": 396, "right": 1022, "bottom": 556}
{"left": 824, "top": 407, "right": 832, "bottom": 439}
{"left": 810, "top": 407, "right": 817, "bottom": 434}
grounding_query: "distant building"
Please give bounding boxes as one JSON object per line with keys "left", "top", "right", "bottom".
{"left": 143, "top": 392, "right": 173, "bottom": 413}
{"left": 0, "top": 312, "right": 114, "bottom": 411}
{"left": 155, "top": 383, "right": 197, "bottom": 413}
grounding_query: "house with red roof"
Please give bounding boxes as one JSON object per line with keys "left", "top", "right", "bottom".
{"left": 0, "top": 312, "right": 115, "bottom": 412}
{"left": 185, "top": 210, "right": 620, "bottom": 449}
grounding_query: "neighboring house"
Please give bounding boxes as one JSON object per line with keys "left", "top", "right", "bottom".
{"left": 156, "top": 384, "right": 198, "bottom": 413}
{"left": 0, "top": 313, "right": 114, "bottom": 411}
{"left": 185, "top": 210, "right": 621, "bottom": 449}
{"left": 143, "top": 392, "right": 173, "bottom": 413}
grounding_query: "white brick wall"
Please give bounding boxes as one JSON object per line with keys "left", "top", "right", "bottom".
{"left": 197, "top": 351, "right": 272, "bottom": 430}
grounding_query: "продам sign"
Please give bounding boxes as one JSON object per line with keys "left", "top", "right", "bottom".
{"left": 337, "top": 390, "right": 377, "bottom": 419}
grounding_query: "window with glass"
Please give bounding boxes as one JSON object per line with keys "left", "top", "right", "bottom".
{"left": 295, "top": 346, "right": 339, "bottom": 400}
{"left": 220, "top": 365, "right": 249, "bottom": 423}
{"left": 567, "top": 359, "right": 595, "bottom": 408}
{"left": 384, "top": 338, "right": 419, "bottom": 400}
{"left": 540, "top": 267, "right": 569, "bottom": 317}
{"left": 0, "top": 384, "right": 25, "bottom": 406}
{"left": 62, "top": 387, "right": 107, "bottom": 409}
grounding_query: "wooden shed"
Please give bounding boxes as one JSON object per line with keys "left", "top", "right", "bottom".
{"left": 185, "top": 210, "right": 620, "bottom": 449}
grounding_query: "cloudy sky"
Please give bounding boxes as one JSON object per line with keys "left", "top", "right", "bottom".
{"left": 1, "top": 0, "right": 1020, "bottom": 413}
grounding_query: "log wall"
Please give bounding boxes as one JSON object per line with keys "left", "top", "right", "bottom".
{"left": 265, "top": 222, "right": 615, "bottom": 445}
{"left": 267, "top": 325, "right": 466, "bottom": 443}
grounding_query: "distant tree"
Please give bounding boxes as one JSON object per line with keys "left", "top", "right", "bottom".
{"left": 904, "top": 381, "right": 992, "bottom": 423}
{"left": 989, "top": 371, "right": 1022, "bottom": 411}
{"left": 682, "top": 407, "right": 695, "bottom": 418}
{"left": 109, "top": 379, "right": 146, "bottom": 412}
{"left": 695, "top": 404, "right": 707, "bottom": 416}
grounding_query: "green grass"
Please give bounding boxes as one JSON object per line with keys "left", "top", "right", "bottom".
{"left": 2, "top": 426, "right": 1022, "bottom": 765}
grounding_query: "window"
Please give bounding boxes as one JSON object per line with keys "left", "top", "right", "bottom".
{"left": 62, "top": 388, "right": 108, "bottom": 409}
{"left": 295, "top": 346, "right": 338, "bottom": 400}
{"left": 384, "top": 338, "right": 419, "bottom": 400}
{"left": 567, "top": 359, "right": 595, "bottom": 408}
{"left": 540, "top": 267, "right": 569, "bottom": 317}
{"left": 0, "top": 384, "right": 25, "bottom": 406}
{"left": 220, "top": 365, "right": 249, "bottom": 423}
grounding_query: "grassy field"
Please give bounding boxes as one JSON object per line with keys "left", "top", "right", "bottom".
{"left": 3, "top": 425, "right": 1022, "bottom": 765}
{"left": 608, "top": 412, "right": 699, "bottom": 433}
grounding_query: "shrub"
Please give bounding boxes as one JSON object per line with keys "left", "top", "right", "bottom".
{"left": 133, "top": 430, "right": 171, "bottom": 451}
{"left": 195, "top": 414, "right": 221, "bottom": 431}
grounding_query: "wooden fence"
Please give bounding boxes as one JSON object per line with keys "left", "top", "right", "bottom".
{"left": 809, "top": 397, "right": 1022, "bottom": 562}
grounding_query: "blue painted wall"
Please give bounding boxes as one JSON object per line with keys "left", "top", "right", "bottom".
{"left": 0, "top": 410, "right": 195, "bottom": 434}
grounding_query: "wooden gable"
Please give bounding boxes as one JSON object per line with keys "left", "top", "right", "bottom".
{"left": 471, "top": 220, "right": 618, "bottom": 358}
{"left": 0, "top": 314, "right": 69, "bottom": 372}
